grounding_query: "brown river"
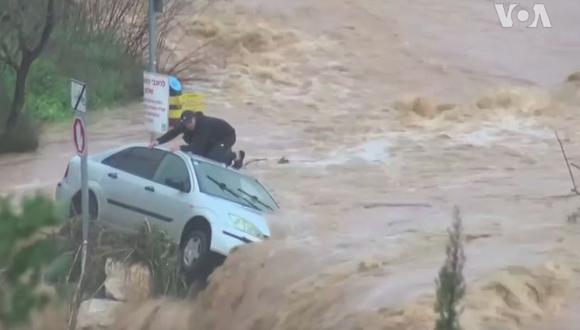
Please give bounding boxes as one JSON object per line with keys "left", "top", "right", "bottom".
{"left": 2, "top": 0, "right": 580, "bottom": 329}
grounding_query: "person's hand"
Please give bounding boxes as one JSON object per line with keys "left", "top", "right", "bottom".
{"left": 148, "top": 140, "right": 159, "bottom": 149}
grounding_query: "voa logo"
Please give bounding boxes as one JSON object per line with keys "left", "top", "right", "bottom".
{"left": 495, "top": 4, "right": 552, "bottom": 28}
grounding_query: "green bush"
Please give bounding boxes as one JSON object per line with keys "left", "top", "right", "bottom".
{"left": 1, "top": 59, "right": 69, "bottom": 122}
{"left": 47, "top": 28, "right": 143, "bottom": 110}
{"left": 434, "top": 207, "right": 466, "bottom": 330}
{"left": 0, "top": 195, "right": 65, "bottom": 327}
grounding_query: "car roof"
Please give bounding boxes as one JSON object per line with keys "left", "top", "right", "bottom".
{"left": 112, "top": 143, "right": 244, "bottom": 174}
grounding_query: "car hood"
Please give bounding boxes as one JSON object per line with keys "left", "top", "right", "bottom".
{"left": 200, "top": 193, "right": 272, "bottom": 238}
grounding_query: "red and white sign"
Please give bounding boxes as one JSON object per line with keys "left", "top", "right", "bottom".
{"left": 73, "top": 117, "right": 86, "bottom": 155}
{"left": 143, "top": 72, "right": 169, "bottom": 134}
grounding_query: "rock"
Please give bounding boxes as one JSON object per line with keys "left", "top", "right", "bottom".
{"left": 278, "top": 157, "right": 290, "bottom": 164}
{"left": 567, "top": 208, "right": 580, "bottom": 224}
{"left": 476, "top": 96, "right": 494, "bottom": 109}
{"left": 411, "top": 97, "right": 437, "bottom": 118}
{"left": 77, "top": 299, "right": 122, "bottom": 330}
{"left": 104, "top": 258, "right": 152, "bottom": 301}
{"left": 393, "top": 96, "right": 445, "bottom": 118}
{"left": 567, "top": 71, "right": 580, "bottom": 82}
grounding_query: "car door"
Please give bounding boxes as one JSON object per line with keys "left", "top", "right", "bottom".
{"left": 99, "top": 146, "right": 166, "bottom": 232}
{"left": 132, "top": 152, "right": 195, "bottom": 238}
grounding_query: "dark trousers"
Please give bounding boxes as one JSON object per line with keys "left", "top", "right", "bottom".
{"left": 181, "top": 134, "right": 236, "bottom": 166}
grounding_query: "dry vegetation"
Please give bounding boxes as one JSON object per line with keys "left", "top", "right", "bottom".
{"left": 64, "top": 0, "right": 185, "bottom": 63}
{"left": 67, "top": 0, "right": 224, "bottom": 80}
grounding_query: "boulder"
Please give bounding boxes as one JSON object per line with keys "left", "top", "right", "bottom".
{"left": 77, "top": 299, "right": 122, "bottom": 330}
{"left": 104, "top": 258, "right": 153, "bottom": 301}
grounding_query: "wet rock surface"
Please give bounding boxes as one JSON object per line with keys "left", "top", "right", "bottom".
{"left": 77, "top": 299, "right": 122, "bottom": 330}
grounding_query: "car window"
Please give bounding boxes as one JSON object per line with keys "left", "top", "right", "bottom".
{"left": 102, "top": 147, "right": 165, "bottom": 180}
{"left": 153, "top": 154, "right": 191, "bottom": 192}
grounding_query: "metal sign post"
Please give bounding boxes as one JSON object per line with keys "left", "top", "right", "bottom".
{"left": 148, "top": 0, "right": 162, "bottom": 143}
{"left": 148, "top": 0, "right": 158, "bottom": 73}
{"left": 71, "top": 79, "right": 89, "bottom": 277}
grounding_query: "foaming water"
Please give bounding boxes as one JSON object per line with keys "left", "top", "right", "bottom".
{"left": 293, "top": 138, "right": 392, "bottom": 168}
{"left": 457, "top": 118, "right": 553, "bottom": 147}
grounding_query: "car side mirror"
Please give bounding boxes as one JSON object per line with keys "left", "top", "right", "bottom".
{"left": 166, "top": 178, "right": 187, "bottom": 192}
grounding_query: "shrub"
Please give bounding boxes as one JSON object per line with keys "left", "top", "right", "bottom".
{"left": 0, "top": 59, "right": 68, "bottom": 122}
{"left": 66, "top": 0, "right": 187, "bottom": 60}
{"left": 434, "top": 207, "right": 466, "bottom": 330}
{"left": 0, "top": 195, "right": 64, "bottom": 327}
{"left": 59, "top": 218, "right": 188, "bottom": 299}
{"left": 46, "top": 27, "right": 143, "bottom": 110}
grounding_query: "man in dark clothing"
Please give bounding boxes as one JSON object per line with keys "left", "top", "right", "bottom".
{"left": 149, "top": 110, "right": 246, "bottom": 169}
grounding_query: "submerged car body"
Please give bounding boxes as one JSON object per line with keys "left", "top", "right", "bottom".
{"left": 55, "top": 144, "right": 278, "bottom": 277}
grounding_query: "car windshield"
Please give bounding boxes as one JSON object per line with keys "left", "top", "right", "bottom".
{"left": 191, "top": 158, "right": 278, "bottom": 212}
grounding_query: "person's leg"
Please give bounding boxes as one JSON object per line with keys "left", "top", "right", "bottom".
{"left": 232, "top": 150, "right": 245, "bottom": 170}
{"left": 205, "top": 143, "right": 234, "bottom": 165}
{"left": 180, "top": 144, "right": 204, "bottom": 156}
{"left": 205, "top": 134, "right": 245, "bottom": 169}
{"left": 221, "top": 134, "right": 246, "bottom": 169}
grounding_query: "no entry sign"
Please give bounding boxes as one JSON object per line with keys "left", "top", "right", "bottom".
{"left": 73, "top": 117, "right": 86, "bottom": 155}
{"left": 70, "top": 77, "right": 90, "bottom": 284}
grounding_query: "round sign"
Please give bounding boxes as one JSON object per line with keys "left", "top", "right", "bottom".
{"left": 169, "top": 76, "right": 182, "bottom": 93}
{"left": 73, "top": 117, "right": 86, "bottom": 155}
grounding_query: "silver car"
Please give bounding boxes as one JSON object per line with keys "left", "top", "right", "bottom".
{"left": 55, "top": 144, "right": 278, "bottom": 279}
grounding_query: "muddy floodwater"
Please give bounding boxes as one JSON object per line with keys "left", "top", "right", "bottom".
{"left": 2, "top": 0, "right": 580, "bottom": 329}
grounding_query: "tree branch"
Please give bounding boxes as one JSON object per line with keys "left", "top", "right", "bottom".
{"left": 29, "top": 0, "right": 56, "bottom": 59}
{"left": 0, "top": 41, "right": 19, "bottom": 70}
{"left": 555, "top": 131, "right": 579, "bottom": 195}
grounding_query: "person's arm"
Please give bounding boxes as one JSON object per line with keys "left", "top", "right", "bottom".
{"left": 156, "top": 125, "right": 184, "bottom": 144}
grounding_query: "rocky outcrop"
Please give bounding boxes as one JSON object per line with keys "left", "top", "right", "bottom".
{"left": 77, "top": 259, "right": 153, "bottom": 329}
{"left": 104, "top": 258, "right": 152, "bottom": 302}
{"left": 77, "top": 299, "right": 122, "bottom": 330}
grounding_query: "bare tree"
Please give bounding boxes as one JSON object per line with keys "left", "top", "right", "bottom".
{"left": 65, "top": 0, "right": 221, "bottom": 80}
{"left": 64, "top": 0, "right": 187, "bottom": 63}
{"left": 0, "top": 0, "right": 57, "bottom": 130}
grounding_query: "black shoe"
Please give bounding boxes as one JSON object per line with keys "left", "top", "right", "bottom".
{"left": 232, "top": 150, "right": 245, "bottom": 169}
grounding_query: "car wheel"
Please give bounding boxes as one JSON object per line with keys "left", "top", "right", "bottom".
{"left": 70, "top": 192, "right": 98, "bottom": 220}
{"left": 180, "top": 229, "right": 211, "bottom": 281}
